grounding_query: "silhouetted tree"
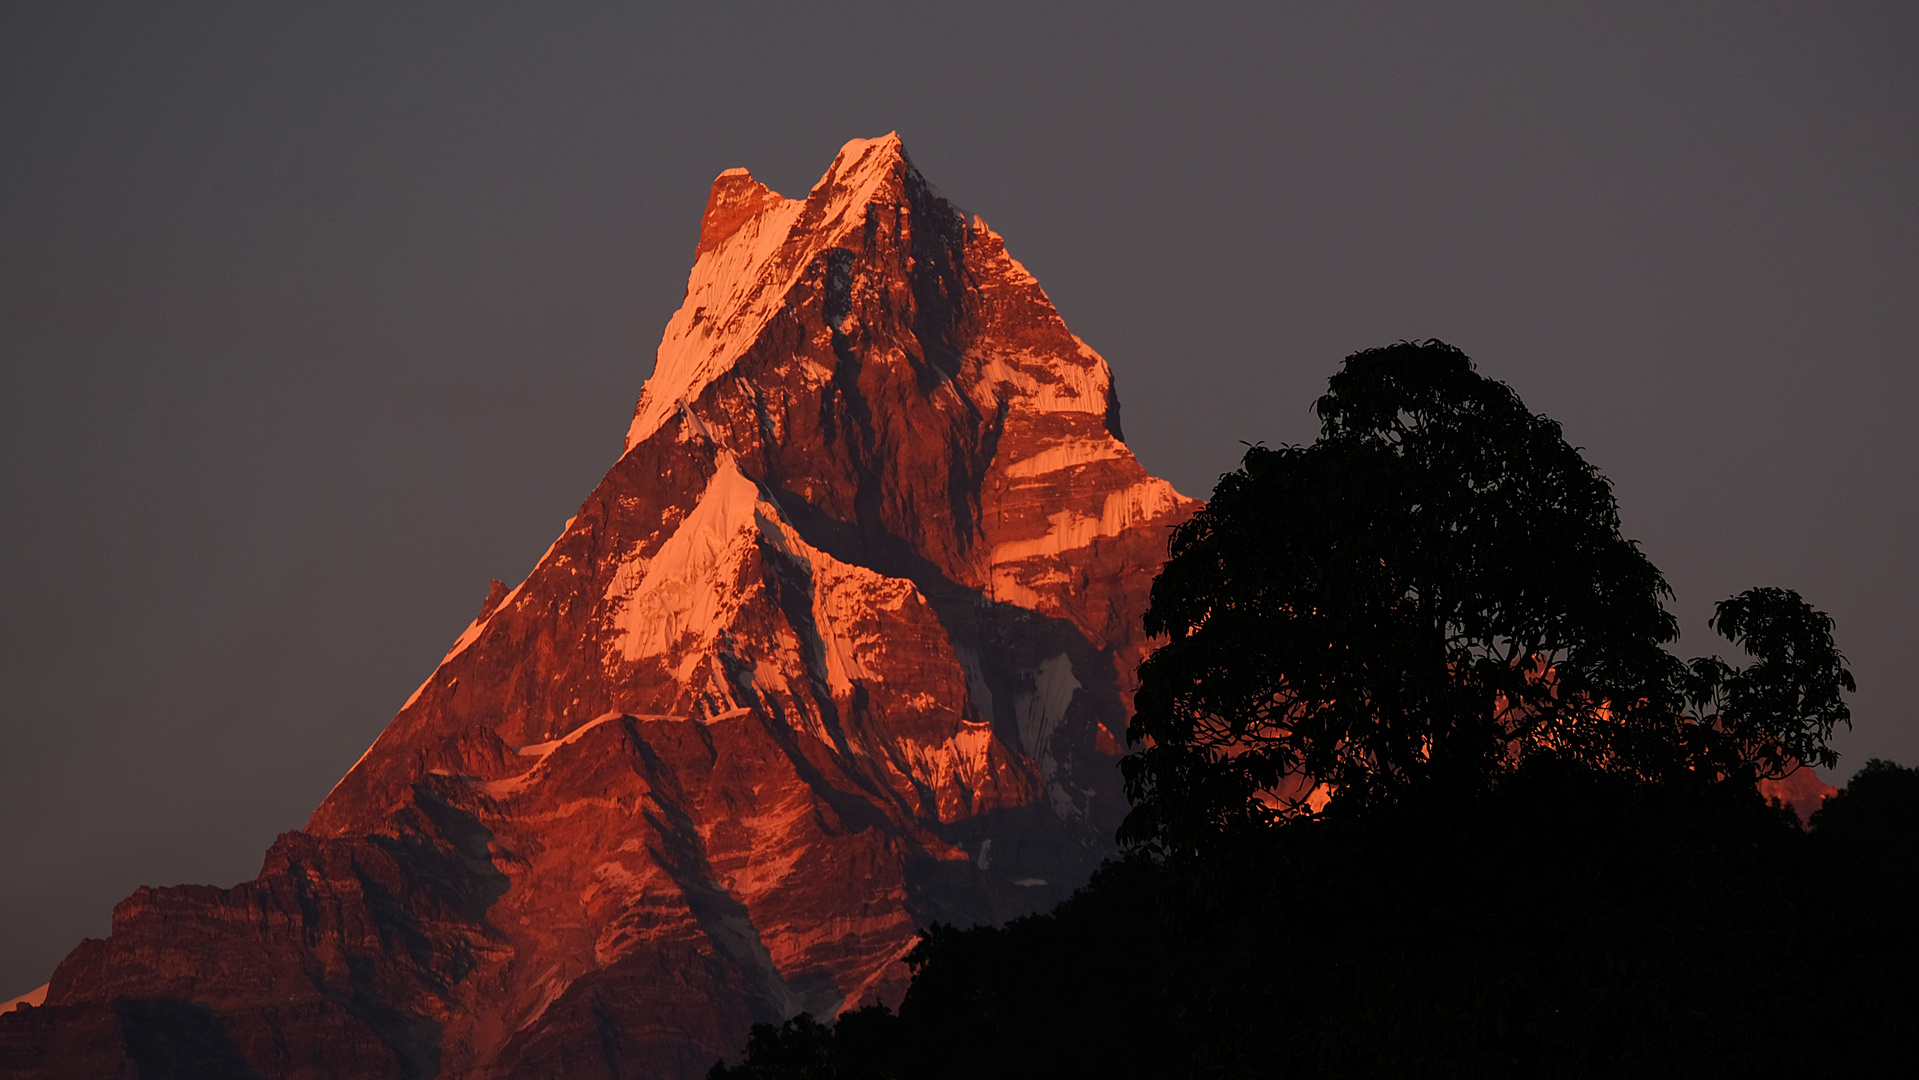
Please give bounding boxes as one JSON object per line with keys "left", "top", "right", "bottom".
{"left": 1121, "top": 340, "right": 1852, "bottom": 857}
{"left": 1684, "top": 587, "right": 1855, "bottom": 777}
{"left": 707, "top": 1014, "right": 836, "bottom": 1080}
{"left": 1811, "top": 758, "right": 1919, "bottom": 891}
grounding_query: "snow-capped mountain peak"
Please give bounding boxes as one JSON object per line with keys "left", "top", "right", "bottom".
{"left": 11, "top": 136, "right": 1196, "bottom": 1080}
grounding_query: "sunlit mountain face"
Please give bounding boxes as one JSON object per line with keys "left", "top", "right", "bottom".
{"left": 0, "top": 135, "right": 1195, "bottom": 1080}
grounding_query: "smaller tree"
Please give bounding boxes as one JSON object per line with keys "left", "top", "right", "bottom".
{"left": 1684, "top": 587, "right": 1854, "bottom": 778}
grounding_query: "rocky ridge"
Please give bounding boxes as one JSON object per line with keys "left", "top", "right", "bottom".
{"left": 0, "top": 134, "right": 1197, "bottom": 1080}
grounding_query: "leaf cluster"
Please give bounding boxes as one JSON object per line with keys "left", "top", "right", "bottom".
{"left": 1684, "top": 587, "right": 1856, "bottom": 775}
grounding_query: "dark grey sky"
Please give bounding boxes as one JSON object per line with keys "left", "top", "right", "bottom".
{"left": 3, "top": 2, "right": 1915, "bottom": 997}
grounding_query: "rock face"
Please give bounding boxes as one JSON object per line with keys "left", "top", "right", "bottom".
{"left": 1758, "top": 769, "right": 1839, "bottom": 825}
{"left": 1, "top": 135, "right": 1196, "bottom": 1080}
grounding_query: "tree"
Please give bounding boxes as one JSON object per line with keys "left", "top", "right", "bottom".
{"left": 1684, "top": 586, "right": 1854, "bottom": 777}
{"left": 1120, "top": 341, "right": 1851, "bottom": 857}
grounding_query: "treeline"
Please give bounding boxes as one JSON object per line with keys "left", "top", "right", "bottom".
{"left": 713, "top": 758, "right": 1918, "bottom": 1077}
{"left": 714, "top": 342, "right": 1917, "bottom": 1077}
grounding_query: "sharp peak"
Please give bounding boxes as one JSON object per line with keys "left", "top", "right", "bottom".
{"left": 703, "top": 133, "right": 912, "bottom": 200}
{"left": 812, "top": 131, "right": 921, "bottom": 195}
{"left": 698, "top": 133, "right": 921, "bottom": 249}
{"left": 696, "top": 168, "right": 789, "bottom": 256}
{"left": 831, "top": 131, "right": 908, "bottom": 166}
{"left": 633, "top": 133, "right": 957, "bottom": 450}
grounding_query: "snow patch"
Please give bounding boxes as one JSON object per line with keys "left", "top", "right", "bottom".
{"left": 591, "top": 860, "right": 646, "bottom": 897}
{"left": 968, "top": 345, "right": 1112, "bottom": 421}
{"left": 901, "top": 720, "right": 997, "bottom": 802}
{"left": 1306, "top": 783, "right": 1336, "bottom": 814}
{"left": 1015, "top": 653, "right": 1081, "bottom": 768}
{"left": 836, "top": 936, "right": 920, "bottom": 1018}
{"left": 605, "top": 458, "right": 769, "bottom": 664}
{"left": 479, "top": 713, "right": 683, "bottom": 797}
{"left": 801, "top": 555, "right": 919, "bottom": 701}
{"left": 602, "top": 455, "right": 928, "bottom": 736}
{"left": 626, "top": 196, "right": 806, "bottom": 450}
{"left": 1048, "top": 781, "right": 1085, "bottom": 820}
{"left": 626, "top": 133, "right": 916, "bottom": 451}
{"left": 955, "top": 645, "right": 997, "bottom": 727}
{"left": 1001, "top": 436, "right": 1128, "bottom": 478}
{"left": 514, "top": 711, "right": 631, "bottom": 759}
{"left": 993, "top": 478, "right": 1182, "bottom": 564}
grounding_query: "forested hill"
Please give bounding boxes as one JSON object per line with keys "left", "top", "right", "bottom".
{"left": 714, "top": 757, "right": 1919, "bottom": 1078}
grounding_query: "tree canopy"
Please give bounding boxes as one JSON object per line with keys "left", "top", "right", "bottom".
{"left": 1120, "top": 340, "right": 1851, "bottom": 856}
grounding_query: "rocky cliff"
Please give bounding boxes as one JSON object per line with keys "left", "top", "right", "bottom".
{"left": 0, "top": 134, "right": 1196, "bottom": 1080}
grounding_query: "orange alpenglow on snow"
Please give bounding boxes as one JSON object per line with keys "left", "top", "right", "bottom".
{"left": 0, "top": 135, "right": 1196, "bottom": 1080}
{"left": 1, "top": 985, "right": 47, "bottom": 1014}
{"left": 1758, "top": 768, "right": 1840, "bottom": 824}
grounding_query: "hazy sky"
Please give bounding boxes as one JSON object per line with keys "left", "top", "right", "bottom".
{"left": 3, "top": 2, "right": 1915, "bottom": 997}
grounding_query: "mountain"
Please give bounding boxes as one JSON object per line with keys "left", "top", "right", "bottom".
{"left": 0, "top": 134, "right": 1197, "bottom": 1080}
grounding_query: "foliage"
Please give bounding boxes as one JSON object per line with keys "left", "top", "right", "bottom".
{"left": 706, "top": 1013, "right": 839, "bottom": 1080}
{"left": 707, "top": 857, "right": 1168, "bottom": 1080}
{"left": 1685, "top": 587, "right": 1856, "bottom": 775}
{"left": 1809, "top": 758, "right": 1919, "bottom": 890}
{"left": 1120, "top": 340, "right": 1853, "bottom": 857}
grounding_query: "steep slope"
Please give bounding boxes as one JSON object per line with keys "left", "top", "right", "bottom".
{"left": 0, "top": 135, "right": 1196, "bottom": 1080}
